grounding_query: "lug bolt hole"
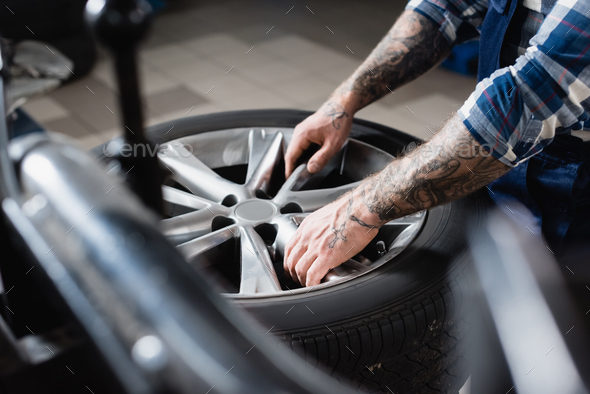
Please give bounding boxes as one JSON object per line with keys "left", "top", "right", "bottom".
{"left": 255, "top": 189, "right": 271, "bottom": 199}
{"left": 221, "top": 195, "right": 238, "bottom": 207}
{"left": 212, "top": 216, "right": 236, "bottom": 232}
{"left": 280, "top": 202, "right": 303, "bottom": 214}
{"left": 254, "top": 223, "right": 278, "bottom": 246}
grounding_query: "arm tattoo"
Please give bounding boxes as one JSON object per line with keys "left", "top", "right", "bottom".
{"left": 358, "top": 115, "right": 510, "bottom": 223}
{"left": 333, "top": 10, "right": 451, "bottom": 110}
{"left": 349, "top": 214, "right": 375, "bottom": 229}
{"left": 347, "top": 194, "right": 376, "bottom": 229}
{"left": 323, "top": 102, "right": 349, "bottom": 130}
{"left": 327, "top": 115, "right": 508, "bottom": 248}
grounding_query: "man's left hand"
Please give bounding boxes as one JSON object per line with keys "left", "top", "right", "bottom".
{"left": 283, "top": 192, "right": 380, "bottom": 287}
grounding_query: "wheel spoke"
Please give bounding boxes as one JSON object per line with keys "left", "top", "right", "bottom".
{"left": 274, "top": 142, "right": 347, "bottom": 199}
{"left": 383, "top": 211, "right": 426, "bottom": 227}
{"left": 159, "top": 143, "right": 247, "bottom": 202}
{"left": 273, "top": 164, "right": 308, "bottom": 202}
{"left": 271, "top": 213, "right": 310, "bottom": 259}
{"left": 244, "top": 130, "right": 283, "bottom": 194}
{"left": 161, "top": 205, "right": 230, "bottom": 245}
{"left": 341, "top": 259, "right": 371, "bottom": 272}
{"left": 274, "top": 181, "right": 361, "bottom": 212}
{"left": 239, "top": 225, "right": 281, "bottom": 294}
{"left": 380, "top": 212, "right": 427, "bottom": 253}
{"left": 273, "top": 151, "right": 360, "bottom": 212}
{"left": 162, "top": 185, "right": 215, "bottom": 211}
{"left": 177, "top": 226, "right": 238, "bottom": 266}
{"left": 389, "top": 223, "right": 424, "bottom": 250}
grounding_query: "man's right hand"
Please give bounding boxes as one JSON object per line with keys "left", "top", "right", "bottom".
{"left": 285, "top": 101, "right": 354, "bottom": 178}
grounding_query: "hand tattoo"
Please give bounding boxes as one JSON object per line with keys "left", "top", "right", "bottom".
{"left": 327, "top": 194, "right": 379, "bottom": 249}
{"left": 328, "top": 222, "right": 348, "bottom": 249}
{"left": 323, "top": 102, "right": 349, "bottom": 130}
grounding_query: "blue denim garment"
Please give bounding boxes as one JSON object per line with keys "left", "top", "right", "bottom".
{"left": 475, "top": 0, "right": 590, "bottom": 256}
{"left": 489, "top": 133, "right": 590, "bottom": 256}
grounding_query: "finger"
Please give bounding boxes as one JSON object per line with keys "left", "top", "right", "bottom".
{"left": 307, "top": 142, "right": 339, "bottom": 174}
{"left": 283, "top": 232, "right": 299, "bottom": 276}
{"left": 285, "top": 239, "right": 307, "bottom": 284}
{"left": 284, "top": 221, "right": 308, "bottom": 281}
{"left": 285, "top": 133, "right": 311, "bottom": 178}
{"left": 294, "top": 251, "right": 317, "bottom": 287}
{"left": 306, "top": 255, "right": 336, "bottom": 287}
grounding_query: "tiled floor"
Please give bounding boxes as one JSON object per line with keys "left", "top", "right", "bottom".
{"left": 20, "top": 0, "right": 477, "bottom": 150}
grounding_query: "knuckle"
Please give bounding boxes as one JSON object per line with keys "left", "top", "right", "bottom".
{"left": 313, "top": 152, "right": 327, "bottom": 162}
{"left": 307, "top": 270, "right": 319, "bottom": 285}
{"left": 286, "top": 237, "right": 297, "bottom": 252}
{"left": 285, "top": 249, "right": 295, "bottom": 265}
{"left": 293, "top": 123, "right": 308, "bottom": 135}
{"left": 294, "top": 264, "right": 304, "bottom": 277}
{"left": 324, "top": 142, "right": 339, "bottom": 153}
{"left": 317, "top": 249, "right": 329, "bottom": 260}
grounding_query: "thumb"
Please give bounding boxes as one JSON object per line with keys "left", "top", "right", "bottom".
{"left": 307, "top": 143, "right": 338, "bottom": 174}
{"left": 285, "top": 135, "right": 310, "bottom": 178}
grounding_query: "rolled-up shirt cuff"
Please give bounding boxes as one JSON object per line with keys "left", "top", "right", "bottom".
{"left": 405, "top": 0, "right": 458, "bottom": 45}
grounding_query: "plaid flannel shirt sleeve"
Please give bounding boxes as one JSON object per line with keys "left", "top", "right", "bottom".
{"left": 405, "top": 0, "right": 488, "bottom": 46}
{"left": 458, "top": 0, "right": 590, "bottom": 167}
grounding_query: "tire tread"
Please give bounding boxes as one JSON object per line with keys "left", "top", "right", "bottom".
{"left": 279, "top": 278, "right": 472, "bottom": 393}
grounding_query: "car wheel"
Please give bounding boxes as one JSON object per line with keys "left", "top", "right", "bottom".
{"left": 96, "top": 109, "right": 486, "bottom": 393}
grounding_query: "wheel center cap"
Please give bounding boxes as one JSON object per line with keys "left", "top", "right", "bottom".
{"left": 234, "top": 200, "right": 276, "bottom": 221}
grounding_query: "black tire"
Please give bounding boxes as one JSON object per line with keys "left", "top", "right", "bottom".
{"left": 96, "top": 109, "right": 487, "bottom": 393}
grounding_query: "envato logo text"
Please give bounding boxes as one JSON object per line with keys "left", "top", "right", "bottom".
{"left": 401, "top": 141, "right": 496, "bottom": 158}
{"left": 103, "top": 141, "right": 194, "bottom": 158}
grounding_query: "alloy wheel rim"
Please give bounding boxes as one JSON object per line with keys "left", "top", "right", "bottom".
{"left": 157, "top": 127, "right": 426, "bottom": 298}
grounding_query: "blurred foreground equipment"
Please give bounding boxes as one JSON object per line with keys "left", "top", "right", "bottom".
{"left": 467, "top": 207, "right": 590, "bottom": 394}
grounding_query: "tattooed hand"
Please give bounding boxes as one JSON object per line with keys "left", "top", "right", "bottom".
{"left": 284, "top": 192, "right": 380, "bottom": 287}
{"left": 284, "top": 100, "right": 353, "bottom": 177}
{"left": 283, "top": 113, "right": 510, "bottom": 287}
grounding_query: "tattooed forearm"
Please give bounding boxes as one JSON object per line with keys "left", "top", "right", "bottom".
{"left": 332, "top": 10, "right": 451, "bottom": 111}
{"left": 355, "top": 114, "right": 510, "bottom": 223}
{"left": 326, "top": 115, "right": 505, "bottom": 250}
{"left": 323, "top": 102, "right": 349, "bottom": 130}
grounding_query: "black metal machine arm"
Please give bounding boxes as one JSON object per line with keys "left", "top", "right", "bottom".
{"left": 86, "top": 0, "right": 163, "bottom": 215}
